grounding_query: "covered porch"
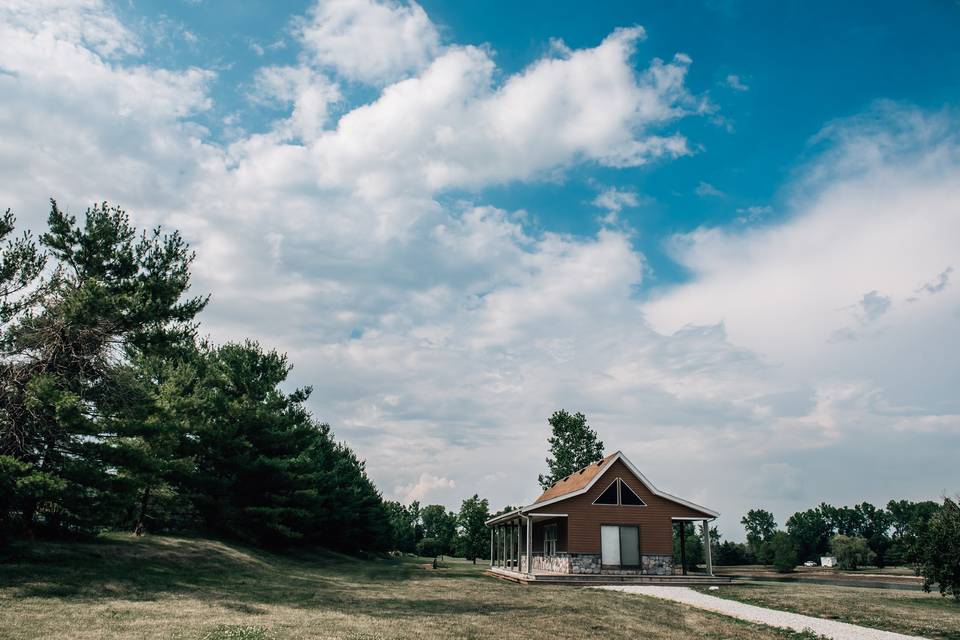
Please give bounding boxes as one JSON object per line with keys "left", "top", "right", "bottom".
{"left": 485, "top": 511, "right": 717, "bottom": 579}
{"left": 486, "top": 511, "right": 565, "bottom": 575}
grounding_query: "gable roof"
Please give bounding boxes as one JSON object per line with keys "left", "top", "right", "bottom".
{"left": 529, "top": 450, "right": 719, "bottom": 517}
{"left": 533, "top": 452, "right": 619, "bottom": 504}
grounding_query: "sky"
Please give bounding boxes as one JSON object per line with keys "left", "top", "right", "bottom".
{"left": 2, "top": 0, "right": 959, "bottom": 540}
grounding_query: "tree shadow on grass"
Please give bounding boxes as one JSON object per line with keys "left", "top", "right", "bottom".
{"left": 0, "top": 536, "right": 547, "bottom": 620}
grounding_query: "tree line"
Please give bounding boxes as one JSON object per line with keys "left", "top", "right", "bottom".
{"left": 0, "top": 202, "right": 391, "bottom": 550}
{"left": 730, "top": 498, "right": 959, "bottom": 599}
{"left": 383, "top": 496, "right": 492, "bottom": 563}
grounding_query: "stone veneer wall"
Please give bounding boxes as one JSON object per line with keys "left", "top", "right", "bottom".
{"left": 641, "top": 554, "right": 674, "bottom": 575}
{"left": 570, "top": 554, "right": 601, "bottom": 574}
{"left": 531, "top": 554, "right": 572, "bottom": 573}
{"left": 522, "top": 553, "right": 673, "bottom": 575}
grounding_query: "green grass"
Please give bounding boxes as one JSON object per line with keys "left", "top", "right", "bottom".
{"left": 694, "top": 582, "right": 960, "bottom": 639}
{"left": 1, "top": 534, "right": 825, "bottom": 640}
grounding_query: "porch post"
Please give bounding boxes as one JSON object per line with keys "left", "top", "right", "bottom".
{"left": 500, "top": 526, "right": 506, "bottom": 568}
{"left": 703, "top": 520, "right": 714, "bottom": 576}
{"left": 679, "top": 522, "right": 687, "bottom": 576}
{"left": 489, "top": 527, "right": 494, "bottom": 567}
{"left": 516, "top": 522, "right": 521, "bottom": 569}
{"left": 497, "top": 525, "right": 503, "bottom": 569}
{"left": 525, "top": 515, "right": 532, "bottom": 575}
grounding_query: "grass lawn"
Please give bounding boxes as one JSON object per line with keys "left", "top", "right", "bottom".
{"left": 694, "top": 582, "right": 960, "bottom": 639}
{"left": 0, "top": 535, "right": 827, "bottom": 640}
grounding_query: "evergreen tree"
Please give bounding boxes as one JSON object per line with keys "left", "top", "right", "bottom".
{"left": 2, "top": 201, "right": 206, "bottom": 535}
{"left": 0, "top": 208, "right": 46, "bottom": 328}
{"left": 170, "top": 340, "right": 389, "bottom": 549}
{"left": 538, "top": 410, "right": 604, "bottom": 490}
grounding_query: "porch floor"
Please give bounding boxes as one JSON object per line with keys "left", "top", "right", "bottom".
{"left": 486, "top": 566, "right": 735, "bottom": 586}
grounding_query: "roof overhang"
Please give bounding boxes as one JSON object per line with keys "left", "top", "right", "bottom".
{"left": 484, "top": 510, "right": 569, "bottom": 526}
{"left": 521, "top": 451, "right": 719, "bottom": 518}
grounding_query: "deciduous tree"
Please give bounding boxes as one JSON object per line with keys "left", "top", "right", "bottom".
{"left": 919, "top": 497, "right": 960, "bottom": 600}
{"left": 538, "top": 410, "right": 604, "bottom": 490}
{"left": 455, "top": 494, "right": 489, "bottom": 563}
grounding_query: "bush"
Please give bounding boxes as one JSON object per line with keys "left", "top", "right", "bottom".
{"left": 919, "top": 497, "right": 960, "bottom": 600}
{"left": 415, "top": 537, "right": 442, "bottom": 558}
{"left": 770, "top": 531, "right": 798, "bottom": 573}
{"left": 830, "top": 534, "right": 875, "bottom": 570}
{"left": 715, "top": 541, "right": 755, "bottom": 565}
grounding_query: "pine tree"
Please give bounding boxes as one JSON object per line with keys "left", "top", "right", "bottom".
{"left": 538, "top": 410, "right": 604, "bottom": 490}
{"left": 2, "top": 201, "right": 207, "bottom": 535}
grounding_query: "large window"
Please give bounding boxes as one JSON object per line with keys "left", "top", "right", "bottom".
{"left": 543, "top": 523, "right": 558, "bottom": 556}
{"left": 592, "top": 478, "right": 647, "bottom": 507}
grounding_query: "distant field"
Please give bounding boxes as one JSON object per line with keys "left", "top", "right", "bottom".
{"left": 695, "top": 582, "right": 960, "bottom": 640}
{"left": 0, "top": 535, "right": 827, "bottom": 640}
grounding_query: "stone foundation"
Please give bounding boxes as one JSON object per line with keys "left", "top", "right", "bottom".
{"left": 520, "top": 553, "right": 674, "bottom": 575}
{"left": 570, "top": 554, "right": 601, "bottom": 574}
{"left": 641, "top": 554, "right": 674, "bottom": 576}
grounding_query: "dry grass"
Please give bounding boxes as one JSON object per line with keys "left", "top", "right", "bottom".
{"left": 695, "top": 582, "right": 960, "bottom": 639}
{"left": 0, "top": 534, "right": 823, "bottom": 640}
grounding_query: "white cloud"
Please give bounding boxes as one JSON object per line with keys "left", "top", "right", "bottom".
{"left": 858, "top": 290, "right": 892, "bottom": 323}
{"left": 735, "top": 205, "right": 771, "bottom": 223}
{"left": 724, "top": 73, "right": 749, "bottom": 91}
{"left": 285, "top": 29, "right": 703, "bottom": 201}
{"left": 644, "top": 108, "right": 960, "bottom": 518}
{"left": 252, "top": 65, "right": 341, "bottom": 141}
{"left": 593, "top": 187, "right": 640, "bottom": 213}
{"left": 695, "top": 181, "right": 723, "bottom": 197}
{"left": 296, "top": 0, "right": 441, "bottom": 85}
{"left": 917, "top": 266, "right": 953, "bottom": 295}
{"left": 395, "top": 473, "right": 456, "bottom": 503}
{"left": 0, "top": 0, "right": 218, "bottom": 225}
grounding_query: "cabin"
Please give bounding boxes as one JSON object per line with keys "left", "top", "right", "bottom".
{"left": 485, "top": 451, "right": 718, "bottom": 579}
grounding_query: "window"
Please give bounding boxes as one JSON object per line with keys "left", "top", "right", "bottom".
{"left": 543, "top": 523, "right": 558, "bottom": 556}
{"left": 592, "top": 478, "right": 647, "bottom": 506}
{"left": 594, "top": 480, "right": 619, "bottom": 505}
{"left": 619, "top": 481, "right": 646, "bottom": 506}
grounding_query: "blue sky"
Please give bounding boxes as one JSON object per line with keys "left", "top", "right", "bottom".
{"left": 117, "top": 0, "right": 960, "bottom": 288}
{"left": 2, "top": 0, "right": 959, "bottom": 538}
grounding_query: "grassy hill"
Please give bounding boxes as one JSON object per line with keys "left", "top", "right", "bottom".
{"left": 0, "top": 534, "right": 820, "bottom": 640}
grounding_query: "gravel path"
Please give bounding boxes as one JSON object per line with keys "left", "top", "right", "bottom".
{"left": 594, "top": 586, "right": 927, "bottom": 640}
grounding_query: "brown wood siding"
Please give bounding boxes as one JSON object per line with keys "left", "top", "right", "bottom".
{"left": 526, "top": 459, "right": 712, "bottom": 555}
{"left": 530, "top": 517, "right": 567, "bottom": 554}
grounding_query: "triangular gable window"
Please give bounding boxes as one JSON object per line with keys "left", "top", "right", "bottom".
{"left": 619, "top": 480, "right": 647, "bottom": 506}
{"left": 593, "top": 479, "right": 619, "bottom": 505}
{"left": 592, "top": 478, "right": 647, "bottom": 506}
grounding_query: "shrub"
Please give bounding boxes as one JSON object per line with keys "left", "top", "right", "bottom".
{"left": 770, "top": 531, "right": 798, "bottom": 573}
{"left": 830, "top": 534, "right": 875, "bottom": 570}
{"left": 415, "top": 537, "right": 442, "bottom": 558}
{"left": 715, "top": 540, "right": 755, "bottom": 565}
